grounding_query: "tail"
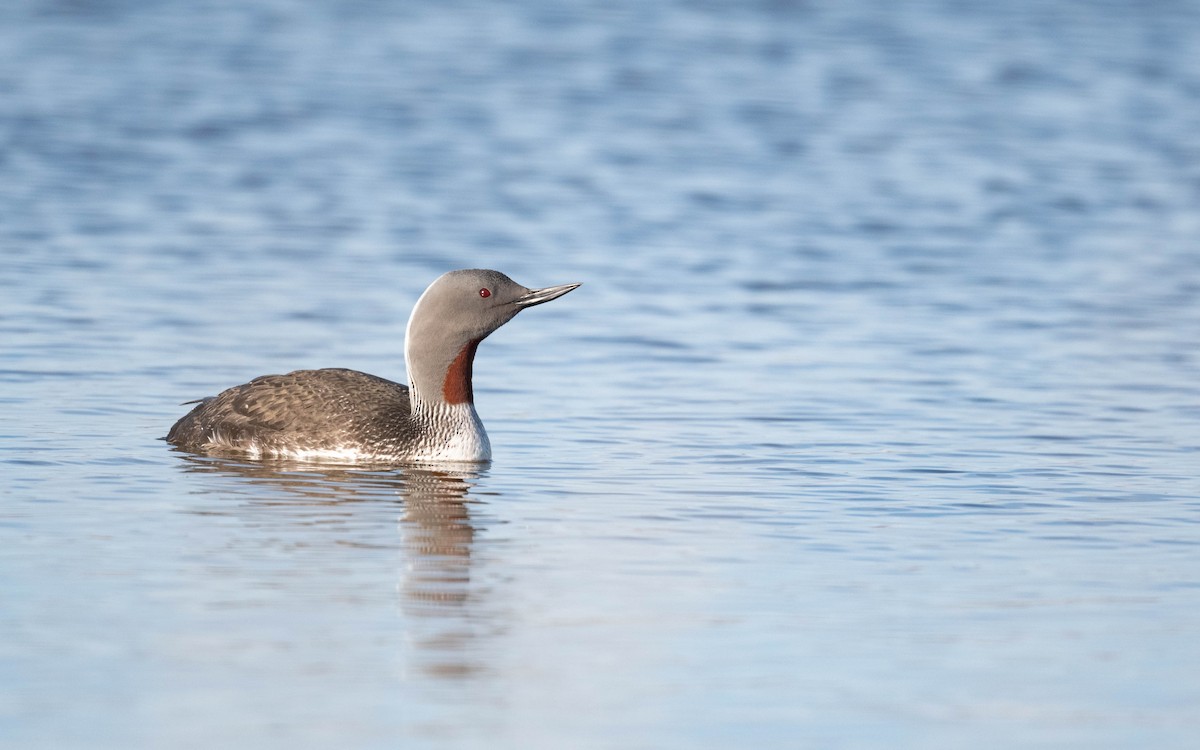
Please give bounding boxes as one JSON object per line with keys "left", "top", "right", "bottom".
{"left": 165, "top": 397, "right": 212, "bottom": 444}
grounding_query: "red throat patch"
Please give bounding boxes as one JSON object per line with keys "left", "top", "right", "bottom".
{"left": 442, "top": 340, "right": 480, "bottom": 404}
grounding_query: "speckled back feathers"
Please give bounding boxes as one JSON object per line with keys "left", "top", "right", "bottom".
{"left": 167, "top": 369, "right": 418, "bottom": 458}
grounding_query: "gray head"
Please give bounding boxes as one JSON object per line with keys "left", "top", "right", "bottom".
{"left": 405, "top": 269, "right": 581, "bottom": 406}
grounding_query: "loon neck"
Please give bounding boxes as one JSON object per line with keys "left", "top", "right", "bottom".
{"left": 401, "top": 279, "right": 494, "bottom": 460}
{"left": 407, "top": 339, "right": 480, "bottom": 410}
{"left": 409, "top": 365, "right": 491, "bottom": 462}
{"left": 404, "top": 338, "right": 491, "bottom": 461}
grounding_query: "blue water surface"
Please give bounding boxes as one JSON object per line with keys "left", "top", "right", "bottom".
{"left": 2, "top": 1, "right": 1199, "bottom": 748}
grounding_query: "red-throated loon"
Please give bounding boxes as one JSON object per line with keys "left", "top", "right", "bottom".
{"left": 166, "top": 269, "right": 580, "bottom": 462}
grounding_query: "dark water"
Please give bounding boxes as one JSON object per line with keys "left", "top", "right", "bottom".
{"left": 2, "top": 1, "right": 1199, "bottom": 747}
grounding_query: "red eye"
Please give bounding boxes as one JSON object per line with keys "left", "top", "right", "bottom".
{"left": 479, "top": 288, "right": 491, "bottom": 298}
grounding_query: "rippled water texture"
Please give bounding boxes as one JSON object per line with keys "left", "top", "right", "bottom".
{"left": 2, "top": 1, "right": 1199, "bottom": 748}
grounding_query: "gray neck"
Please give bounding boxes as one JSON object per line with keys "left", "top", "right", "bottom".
{"left": 403, "top": 293, "right": 490, "bottom": 460}
{"left": 405, "top": 335, "right": 472, "bottom": 411}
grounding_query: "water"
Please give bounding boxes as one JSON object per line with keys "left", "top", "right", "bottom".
{"left": 3, "top": 0, "right": 1200, "bottom": 747}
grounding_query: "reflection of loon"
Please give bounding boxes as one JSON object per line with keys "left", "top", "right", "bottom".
{"left": 176, "top": 455, "right": 488, "bottom": 678}
{"left": 167, "top": 269, "right": 580, "bottom": 463}
{"left": 400, "top": 467, "right": 477, "bottom": 608}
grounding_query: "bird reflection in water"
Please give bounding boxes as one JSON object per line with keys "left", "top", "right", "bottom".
{"left": 174, "top": 454, "right": 492, "bottom": 680}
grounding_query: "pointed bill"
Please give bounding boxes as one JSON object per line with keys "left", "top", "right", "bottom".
{"left": 513, "top": 282, "right": 581, "bottom": 308}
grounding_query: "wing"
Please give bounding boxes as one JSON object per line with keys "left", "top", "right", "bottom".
{"left": 167, "top": 368, "right": 411, "bottom": 451}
